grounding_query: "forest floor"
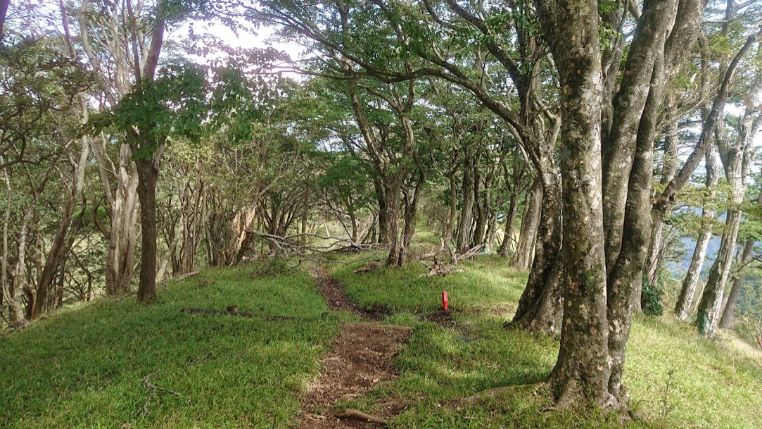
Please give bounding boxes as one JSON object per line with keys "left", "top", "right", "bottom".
{"left": 1, "top": 250, "right": 761, "bottom": 428}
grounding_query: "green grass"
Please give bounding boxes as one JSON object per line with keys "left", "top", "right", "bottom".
{"left": 2, "top": 252, "right": 760, "bottom": 428}
{"left": 0, "top": 261, "right": 348, "bottom": 428}
{"left": 330, "top": 252, "right": 762, "bottom": 429}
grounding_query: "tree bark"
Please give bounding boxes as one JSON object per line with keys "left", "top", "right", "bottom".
{"left": 32, "top": 141, "right": 90, "bottom": 317}
{"left": 536, "top": 0, "right": 611, "bottom": 406}
{"left": 1, "top": 165, "right": 25, "bottom": 327}
{"left": 456, "top": 147, "right": 476, "bottom": 254}
{"left": 696, "top": 110, "right": 760, "bottom": 336}
{"left": 675, "top": 151, "right": 718, "bottom": 320}
{"left": 135, "top": 156, "right": 159, "bottom": 303}
{"left": 719, "top": 237, "right": 754, "bottom": 329}
{"left": 645, "top": 105, "right": 679, "bottom": 285}
{"left": 512, "top": 176, "right": 541, "bottom": 269}
{"left": 510, "top": 169, "right": 563, "bottom": 334}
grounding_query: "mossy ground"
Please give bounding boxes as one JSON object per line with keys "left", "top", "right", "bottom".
{"left": 2, "top": 252, "right": 760, "bottom": 428}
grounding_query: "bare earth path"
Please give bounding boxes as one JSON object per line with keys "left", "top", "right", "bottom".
{"left": 296, "top": 266, "right": 412, "bottom": 428}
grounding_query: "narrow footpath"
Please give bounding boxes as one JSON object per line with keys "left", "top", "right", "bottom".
{"left": 296, "top": 266, "right": 412, "bottom": 428}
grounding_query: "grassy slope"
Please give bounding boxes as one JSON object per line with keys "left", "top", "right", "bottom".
{"left": 331, "top": 252, "right": 762, "bottom": 429}
{"left": 0, "top": 263, "right": 347, "bottom": 429}
{"left": 2, "top": 252, "right": 760, "bottom": 428}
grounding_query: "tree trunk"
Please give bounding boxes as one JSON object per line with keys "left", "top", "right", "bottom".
{"left": 510, "top": 169, "right": 563, "bottom": 334}
{"left": 135, "top": 156, "right": 159, "bottom": 303}
{"left": 401, "top": 171, "right": 424, "bottom": 264}
{"left": 456, "top": 149, "right": 476, "bottom": 254}
{"left": 498, "top": 188, "right": 519, "bottom": 257}
{"left": 384, "top": 180, "right": 402, "bottom": 267}
{"left": 1, "top": 167, "right": 26, "bottom": 327}
{"left": 719, "top": 188, "right": 761, "bottom": 328}
{"left": 696, "top": 207, "right": 742, "bottom": 336}
{"left": 94, "top": 142, "right": 140, "bottom": 295}
{"left": 513, "top": 176, "right": 542, "bottom": 269}
{"left": 444, "top": 171, "right": 458, "bottom": 246}
{"left": 32, "top": 141, "right": 90, "bottom": 317}
{"left": 719, "top": 237, "right": 753, "bottom": 329}
{"left": 696, "top": 109, "right": 760, "bottom": 336}
{"left": 645, "top": 112, "right": 679, "bottom": 285}
{"left": 675, "top": 151, "right": 718, "bottom": 320}
{"left": 606, "top": 36, "right": 670, "bottom": 398}
{"left": 373, "top": 177, "right": 388, "bottom": 244}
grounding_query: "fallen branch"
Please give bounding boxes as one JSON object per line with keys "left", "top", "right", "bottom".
{"left": 335, "top": 408, "right": 388, "bottom": 425}
{"left": 243, "top": 230, "right": 385, "bottom": 258}
{"left": 418, "top": 244, "right": 483, "bottom": 277}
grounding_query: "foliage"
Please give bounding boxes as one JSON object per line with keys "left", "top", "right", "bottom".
{"left": 642, "top": 275, "right": 666, "bottom": 317}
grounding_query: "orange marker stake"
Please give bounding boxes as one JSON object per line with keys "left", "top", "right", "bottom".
{"left": 442, "top": 290, "right": 449, "bottom": 312}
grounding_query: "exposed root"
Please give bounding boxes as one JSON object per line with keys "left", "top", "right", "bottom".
{"left": 335, "top": 408, "right": 388, "bottom": 425}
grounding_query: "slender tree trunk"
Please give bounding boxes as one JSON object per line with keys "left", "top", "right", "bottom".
{"left": 384, "top": 179, "right": 402, "bottom": 267}
{"left": 400, "top": 171, "right": 424, "bottom": 264}
{"left": 513, "top": 176, "right": 542, "bottom": 268}
{"left": 696, "top": 109, "right": 760, "bottom": 336}
{"left": 135, "top": 156, "right": 159, "bottom": 303}
{"left": 32, "top": 141, "right": 90, "bottom": 317}
{"left": 373, "top": 177, "right": 388, "bottom": 244}
{"left": 645, "top": 112, "right": 679, "bottom": 285}
{"left": 498, "top": 189, "right": 519, "bottom": 257}
{"left": 719, "top": 237, "right": 754, "bottom": 329}
{"left": 606, "top": 36, "right": 670, "bottom": 398}
{"left": 94, "top": 142, "right": 140, "bottom": 295}
{"left": 696, "top": 207, "right": 742, "bottom": 336}
{"left": 456, "top": 149, "right": 476, "bottom": 253}
{"left": 444, "top": 172, "right": 458, "bottom": 245}
{"left": 2, "top": 166, "right": 25, "bottom": 327}
{"left": 675, "top": 151, "right": 718, "bottom": 320}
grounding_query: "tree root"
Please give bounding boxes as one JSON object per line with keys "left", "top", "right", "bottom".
{"left": 334, "top": 408, "right": 388, "bottom": 425}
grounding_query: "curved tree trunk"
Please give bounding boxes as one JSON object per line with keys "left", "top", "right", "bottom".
{"left": 510, "top": 169, "right": 563, "bottom": 334}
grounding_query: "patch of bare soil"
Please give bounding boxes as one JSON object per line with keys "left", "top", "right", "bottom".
{"left": 297, "top": 322, "right": 412, "bottom": 428}
{"left": 309, "top": 265, "right": 389, "bottom": 320}
{"left": 298, "top": 267, "right": 412, "bottom": 428}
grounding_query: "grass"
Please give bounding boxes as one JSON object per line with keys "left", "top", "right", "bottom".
{"left": 2, "top": 249, "right": 761, "bottom": 428}
{"left": 0, "top": 261, "right": 348, "bottom": 429}
{"left": 330, "top": 251, "right": 762, "bottom": 429}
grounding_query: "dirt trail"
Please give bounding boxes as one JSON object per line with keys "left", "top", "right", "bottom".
{"left": 297, "top": 267, "right": 412, "bottom": 428}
